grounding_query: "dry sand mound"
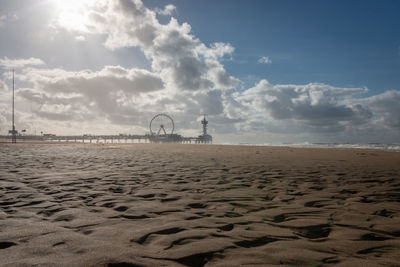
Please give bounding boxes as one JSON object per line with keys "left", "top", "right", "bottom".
{"left": 0, "top": 143, "right": 400, "bottom": 266}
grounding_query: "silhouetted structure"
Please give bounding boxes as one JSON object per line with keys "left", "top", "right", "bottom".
{"left": 197, "top": 115, "right": 212, "bottom": 143}
{"left": 1, "top": 114, "right": 213, "bottom": 144}
{"left": 11, "top": 69, "right": 16, "bottom": 143}
{"left": 148, "top": 113, "right": 179, "bottom": 142}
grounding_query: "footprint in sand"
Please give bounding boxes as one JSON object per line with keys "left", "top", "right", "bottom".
{"left": 134, "top": 227, "right": 186, "bottom": 245}
{"left": 0, "top": 242, "right": 17, "bottom": 249}
{"left": 218, "top": 224, "right": 234, "bottom": 231}
{"left": 187, "top": 203, "right": 207, "bottom": 209}
{"left": 113, "top": 206, "right": 129, "bottom": 212}
{"left": 234, "top": 236, "right": 279, "bottom": 248}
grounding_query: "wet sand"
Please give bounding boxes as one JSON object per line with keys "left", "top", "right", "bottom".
{"left": 0, "top": 143, "right": 399, "bottom": 266}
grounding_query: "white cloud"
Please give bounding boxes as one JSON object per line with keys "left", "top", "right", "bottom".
{"left": 55, "top": 0, "right": 238, "bottom": 93}
{"left": 75, "top": 35, "right": 86, "bottom": 41}
{"left": 1, "top": 0, "right": 398, "bottom": 143}
{"left": 234, "top": 79, "right": 375, "bottom": 135}
{"left": 155, "top": 4, "right": 176, "bottom": 16}
{"left": 258, "top": 56, "right": 272, "bottom": 64}
{"left": 0, "top": 80, "right": 7, "bottom": 91}
{"left": 0, "top": 57, "right": 45, "bottom": 69}
{"left": 0, "top": 15, "right": 6, "bottom": 27}
{"left": 0, "top": 13, "right": 19, "bottom": 26}
{"left": 227, "top": 80, "right": 398, "bottom": 142}
{"left": 12, "top": 58, "right": 398, "bottom": 141}
{"left": 0, "top": 80, "right": 9, "bottom": 107}
{"left": 17, "top": 65, "right": 165, "bottom": 123}
{"left": 364, "top": 90, "right": 400, "bottom": 129}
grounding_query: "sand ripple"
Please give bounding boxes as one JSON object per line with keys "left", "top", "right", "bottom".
{"left": 0, "top": 143, "right": 400, "bottom": 266}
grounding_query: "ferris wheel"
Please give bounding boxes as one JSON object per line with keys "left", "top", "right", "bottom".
{"left": 149, "top": 114, "right": 174, "bottom": 136}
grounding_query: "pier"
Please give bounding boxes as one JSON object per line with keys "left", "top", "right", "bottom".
{"left": 2, "top": 113, "right": 213, "bottom": 144}
{"left": 0, "top": 134, "right": 212, "bottom": 144}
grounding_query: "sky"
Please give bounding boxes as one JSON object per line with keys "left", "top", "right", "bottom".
{"left": 0, "top": 0, "right": 399, "bottom": 144}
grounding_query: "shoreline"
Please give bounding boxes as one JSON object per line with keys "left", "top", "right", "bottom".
{"left": 1, "top": 139, "right": 400, "bottom": 153}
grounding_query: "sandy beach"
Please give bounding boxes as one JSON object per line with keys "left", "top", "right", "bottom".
{"left": 0, "top": 143, "right": 399, "bottom": 266}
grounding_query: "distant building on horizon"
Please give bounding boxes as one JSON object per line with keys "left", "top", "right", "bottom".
{"left": 198, "top": 115, "right": 212, "bottom": 143}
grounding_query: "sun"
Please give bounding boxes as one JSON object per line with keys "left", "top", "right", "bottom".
{"left": 53, "top": 0, "right": 95, "bottom": 32}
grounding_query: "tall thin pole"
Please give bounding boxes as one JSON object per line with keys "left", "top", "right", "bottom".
{"left": 12, "top": 69, "right": 16, "bottom": 143}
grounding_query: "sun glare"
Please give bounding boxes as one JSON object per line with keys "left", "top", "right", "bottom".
{"left": 53, "top": 0, "right": 95, "bottom": 31}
